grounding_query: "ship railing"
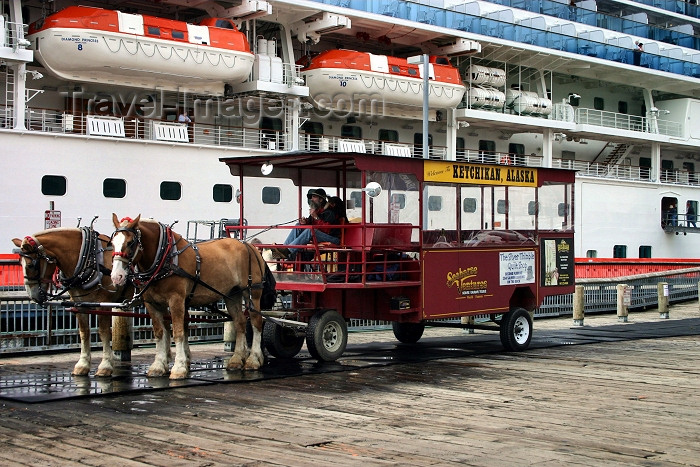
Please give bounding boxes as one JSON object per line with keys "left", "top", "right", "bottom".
{"left": 574, "top": 108, "right": 682, "bottom": 137}
{"left": 17, "top": 106, "right": 289, "bottom": 150}
{"left": 1, "top": 20, "right": 28, "bottom": 49}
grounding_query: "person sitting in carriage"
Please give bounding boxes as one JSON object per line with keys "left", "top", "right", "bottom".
{"left": 273, "top": 188, "right": 339, "bottom": 260}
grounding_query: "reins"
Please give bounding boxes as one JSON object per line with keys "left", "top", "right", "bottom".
{"left": 18, "top": 228, "right": 115, "bottom": 302}
{"left": 114, "top": 222, "right": 267, "bottom": 318}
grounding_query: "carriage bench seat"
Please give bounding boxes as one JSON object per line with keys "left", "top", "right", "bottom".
{"left": 342, "top": 223, "right": 415, "bottom": 251}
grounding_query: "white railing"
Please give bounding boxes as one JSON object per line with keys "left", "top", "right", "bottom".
{"left": 574, "top": 108, "right": 683, "bottom": 137}
{"left": 6, "top": 104, "right": 700, "bottom": 187}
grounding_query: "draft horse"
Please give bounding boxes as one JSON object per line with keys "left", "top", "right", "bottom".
{"left": 12, "top": 227, "right": 131, "bottom": 376}
{"left": 110, "top": 214, "right": 267, "bottom": 379}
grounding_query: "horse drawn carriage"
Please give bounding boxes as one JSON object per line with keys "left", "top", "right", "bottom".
{"left": 221, "top": 151, "right": 576, "bottom": 361}
{"left": 12, "top": 151, "right": 575, "bottom": 378}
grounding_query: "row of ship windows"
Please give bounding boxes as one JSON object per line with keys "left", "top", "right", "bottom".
{"left": 587, "top": 246, "right": 653, "bottom": 259}
{"left": 41, "top": 175, "right": 568, "bottom": 215}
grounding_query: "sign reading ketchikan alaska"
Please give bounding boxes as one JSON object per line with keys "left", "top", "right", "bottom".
{"left": 424, "top": 161, "right": 538, "bottom": 187}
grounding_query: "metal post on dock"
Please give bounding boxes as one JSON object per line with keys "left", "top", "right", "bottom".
{"left": 658, "top": 282, "right": 669, "bottom": 319}
{"left": 617, "top": 284, "right": 629, "bottom": 322}
{"left": 223, "top": 321, "right": 236, "bottom": 351}
{"left": 112, "top": 315, "right": 133, "bottom": 361}
{"left": 461, "top": 315, "right": 475, "bottom": 333}
{"left": 573, "top": 285, "right": 585, "bottom": 326}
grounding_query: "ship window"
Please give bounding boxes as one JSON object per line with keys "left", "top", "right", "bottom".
{"left": 613, "top": 245, "right": 627, "bottom": 258}
{"left": 378, "top": 129, "right": 398, "bottom": 142}
{"left": 639, "top": 245, "right": 652, "bottom": 258}
{"left": 618, "top": 101, "right": 628, "bottom": 114}
{"left": 509, "top": 143, "right": 525, "bottom": 156}
{"left": 414, "top": 133, "right": 433, "bottom": 149}
{"left": 568, "top": 93, "right": 580, "bottom": 106}
{"left": 160, "top": 181, "right": 181, "bottom": 201}
{"left": 408, "top": 68, "right": 418, "bottom": 76}
{"left": 528, "top": 201, "right": 538, "bottom": 215}
{"left": 558, "top": 202, "right": 569, "bottom": 217}
{"left": 341, "top": 125, "right": 362, "bottom": 139}
{"left": 463, "top": 198, "right": 477, "bottom": 213}
{"left": 262, "top": 186, "right": 280, "bottom": 205}
{"left": 586, "top": 250, "right": 597, "bottom": 258}
{"left": 661, "top": 160, "right": 674, "bottom": 170}
{"left": 392, "top": 194, "right": 406, "bottom": 209}
{"left": 434, "top": 57, "right": 449, "bottom": 65}
{"left": 42, "top": 175, "right": 66, "bottom": 196}
{"left": 147, "top": 26, "right": 160, "bottom": 36}
{"left": 172, "top": 30, "right": 185, "bottom": 39}
{"left": 456, "top": 137, "right": 466, "bottom": 158}
{"left": 479, "top": 140, "right": 496, "bottom": 163}
{"left": 350, "top": 191, "right": 363, "bottom": 209}
{"left": 215, "top": 19, "right": 234, "bottom": 29}
{"left": 639, "top": 157, "right": 651, "bottom": 180}
{"left": 594, "top": 97, "right": 604, "bottom": 110}
{"left": 103, "top": 178, "right": 126, "bottom": 198}
{"left": 213, "top": 184, "right": 233, "bottom": 203}
{"left": 428, "top": 196, "right": 442, "bottom": 211}
{"left": 301, "top": 121, "right": 323, "bottom": 135}
{"left": 390, "top": 65, "right": 400, "bottom": 73}
{"left": 497, "top": 200, "right": 509, "bottom": 214}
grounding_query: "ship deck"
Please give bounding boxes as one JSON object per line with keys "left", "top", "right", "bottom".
{"left": 0, "top": 303, "right": 698, "bottom": 465}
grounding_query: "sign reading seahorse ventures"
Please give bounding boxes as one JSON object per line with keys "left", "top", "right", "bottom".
{"left": 424, "top": 161, "right": 538, "bottom": 187}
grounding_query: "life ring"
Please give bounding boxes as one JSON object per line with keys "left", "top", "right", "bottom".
{"left": 499, "top": 154, "right": 511, "bottom": 165}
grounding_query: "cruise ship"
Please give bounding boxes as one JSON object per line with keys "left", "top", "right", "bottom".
{"left": 2, "top": 0, "right": 700, "bottom": 259}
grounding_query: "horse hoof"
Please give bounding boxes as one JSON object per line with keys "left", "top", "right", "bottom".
{"left": 169, "top": 371, "right": 188, "bottom": 380}
{"left": 147, "top": 363, "right": 169, "bottom": 377}
{"left": 94, "top": 368, "right": 113, "bottom": 378}
{"left": 71, "top": 366, "right": 90, "bottom": 376}
{"left": 243, "top": 356, "right": 263, "bottom": 370}
{"left": 227, "top": 356, "right": 244, "bottom": 370}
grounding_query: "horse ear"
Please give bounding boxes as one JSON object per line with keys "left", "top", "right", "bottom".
{"left": 130, "top": 215, "right": 141, "bottom": 227}
{"left": 12, "top": 238, "right": 21, "bottom": 247}
{"left": 112, "top": 213, "right": 120, "bottom": 228}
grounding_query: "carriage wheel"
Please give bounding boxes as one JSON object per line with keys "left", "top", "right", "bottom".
{"left": 499, "top": 308, "right": 533, "bottom": 351}
{"left": 262, "top": 320, "right": 304, "bottom": 359}
{"left": 391, "top": 321, "right": 425, "bottom": 344}
{"left": 306, "top": 310, "right": 348, "bottom": 362}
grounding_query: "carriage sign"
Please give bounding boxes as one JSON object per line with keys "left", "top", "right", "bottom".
{"left": 45, "top": 209, "right": 61, "bottom": 229}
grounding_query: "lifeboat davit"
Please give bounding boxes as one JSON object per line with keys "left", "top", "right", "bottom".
{"left": 300, "top": 49, "right": 466, "bottom": 114}
{"left": 28, "top": 6, "right": 254, "bottom": 95}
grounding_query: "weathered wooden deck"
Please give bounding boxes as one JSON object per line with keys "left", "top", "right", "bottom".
{"left": 0, "top": 303, "right": 699, "bottom": 466}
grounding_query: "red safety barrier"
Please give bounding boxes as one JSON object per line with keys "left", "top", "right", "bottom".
{"left": 575, "top": 258, "right": 700, "bottom": 278}
{"left": 0, "top": 254, "right": 23, "bottom": 287}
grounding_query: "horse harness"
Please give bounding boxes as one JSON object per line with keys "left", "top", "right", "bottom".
{"left": 113, "top": 222, "right": 266, "bottom": 317}
{"left": 19, "top": 227, "right": 112, "bottom": 301}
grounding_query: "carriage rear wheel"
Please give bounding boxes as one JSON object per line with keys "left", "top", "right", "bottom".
{"left": 392, "top": 321, "right": 425, "bottom": 344}
{"left": 306, "top": 310, "right": 348, "bottom": 362}
{"left": 499, "top": 308, "right": 533, "bottom": 351}
{"left": 262, "top": 320, "right": 304, "bottom": 359}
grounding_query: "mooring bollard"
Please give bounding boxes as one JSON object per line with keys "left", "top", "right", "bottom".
{"left": 112, "top": 315, "right": 133, "bottom": 361}
{"left": 617, "top": 283, "right": 629, "bottom": 322}
{"left": 223, "top": 321, "right": 236, "bottom": 352}
{"left": 573, "top": 285, "right": 585, "bottom": 326}
{"left": 658, "top": 281, "right": 670, "bottom": 319}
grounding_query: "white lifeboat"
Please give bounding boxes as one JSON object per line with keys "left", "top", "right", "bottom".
{"left": 27, "top": 6, "right": 254, "bottom": 95}
{"left": 300, "top": 49, "right": 466, "bottom": 114}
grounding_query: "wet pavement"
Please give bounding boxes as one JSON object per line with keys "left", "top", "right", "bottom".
{"left": 1, "top": 303, "right": 698, "bottom": 403}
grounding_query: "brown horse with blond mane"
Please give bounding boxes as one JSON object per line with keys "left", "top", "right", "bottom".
{"left": 12, "top": 227, "right": 131, "bottom": 376}
{"left": 109, "top": 214, "right": 266, "bottom": 379}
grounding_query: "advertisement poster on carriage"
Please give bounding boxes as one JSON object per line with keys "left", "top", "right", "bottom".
{"left": 499, "top": 250, "right": 536, "bottom": 285}
{"left": 541, "top": 238, "right": 573, "bottom": 286}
